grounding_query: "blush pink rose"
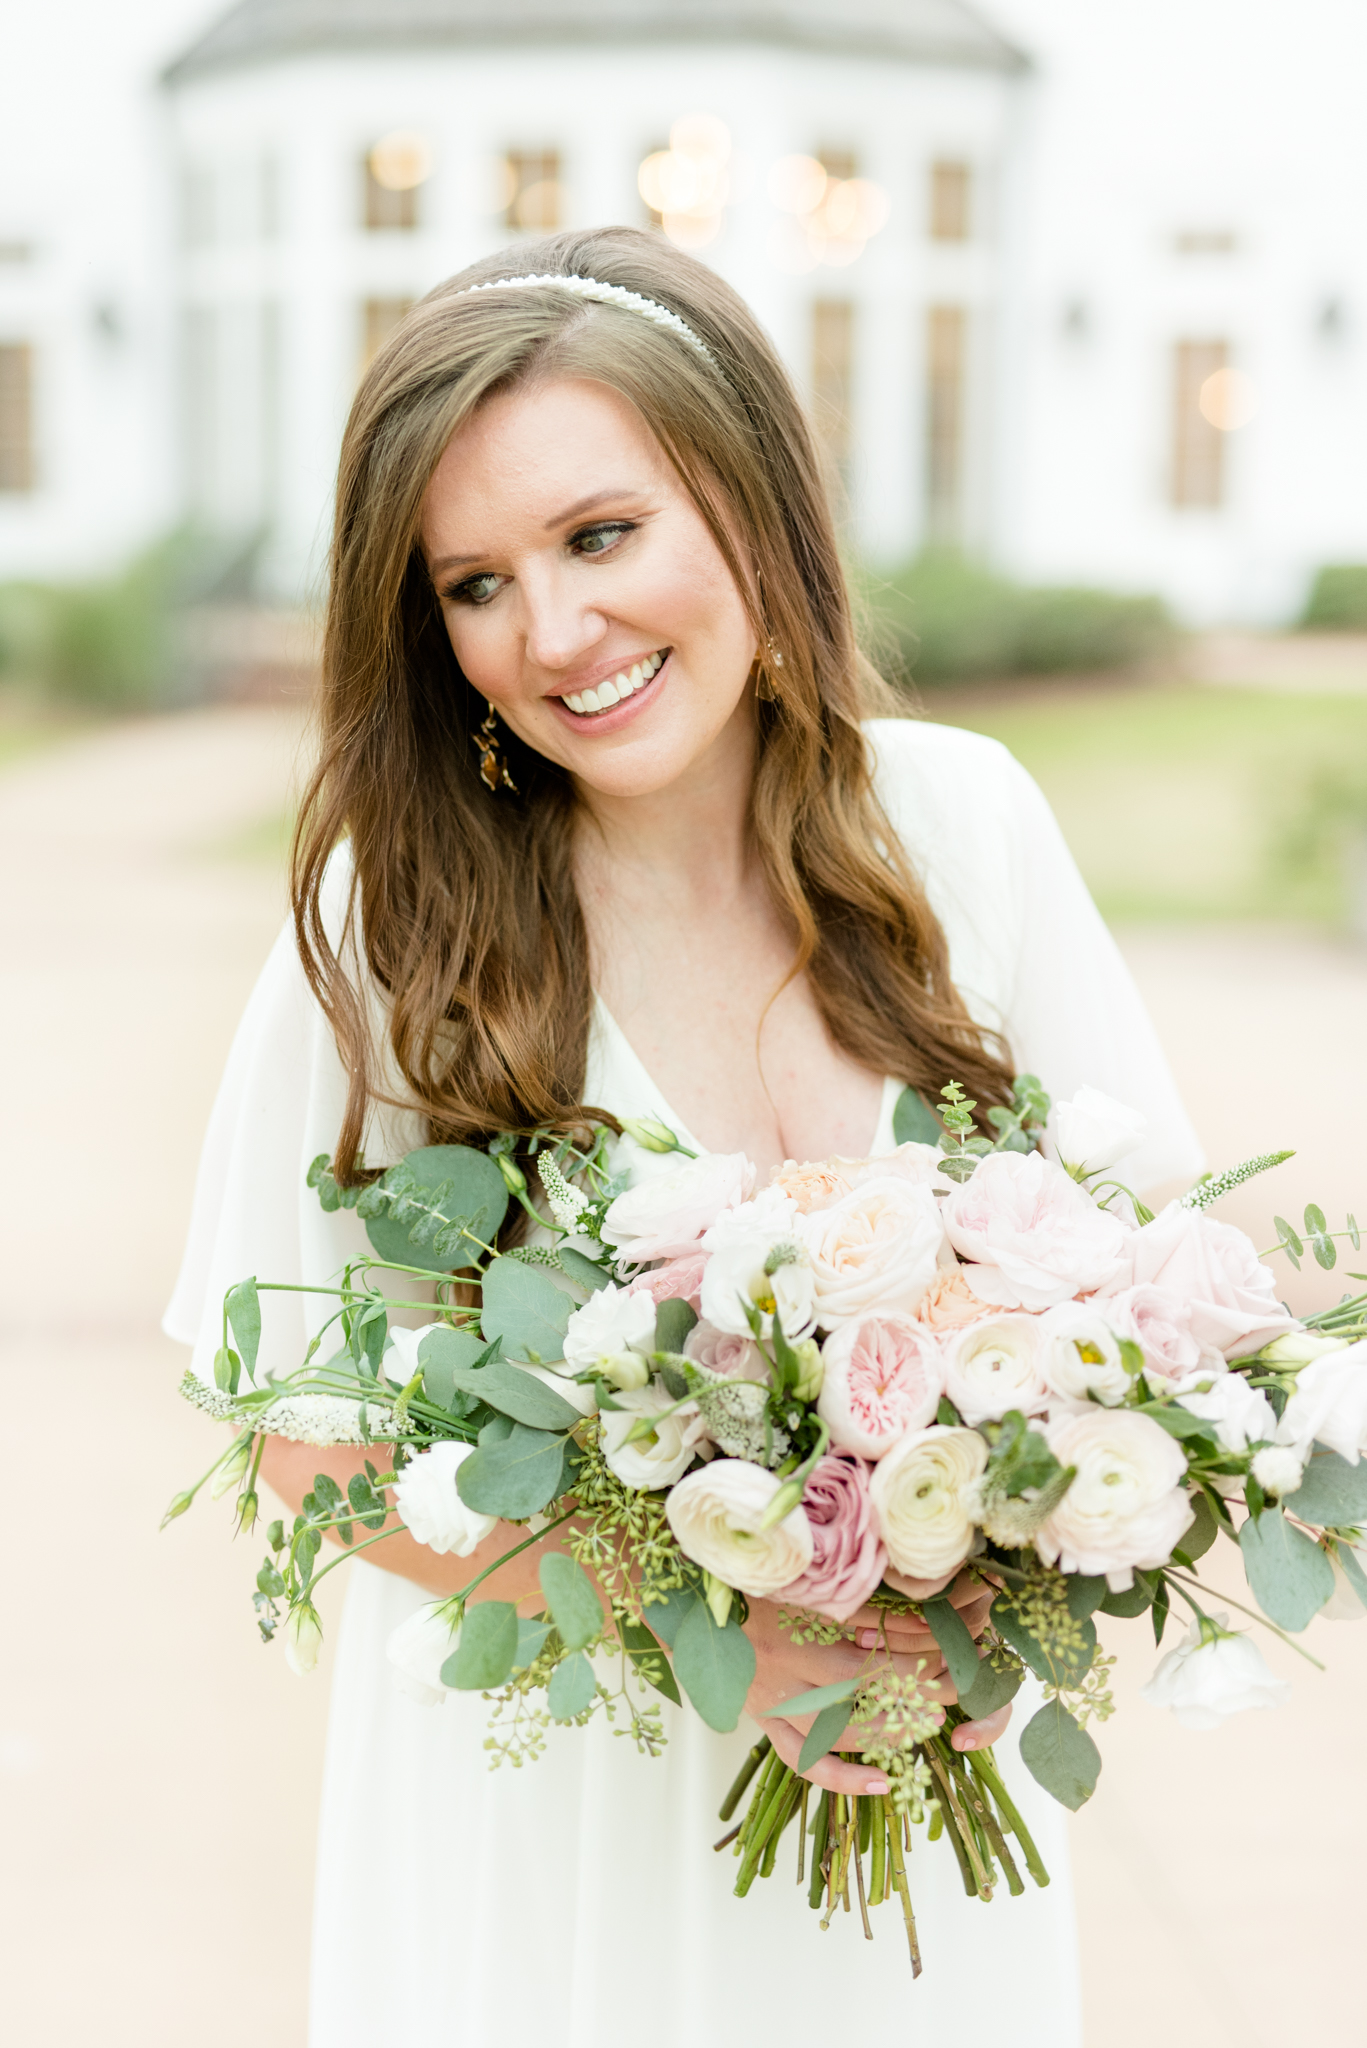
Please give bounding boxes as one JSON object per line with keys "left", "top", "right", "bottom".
{"left": 942, "top": 1150, "right": 1129, "bottom": 1311}
{"left": 913, "top": 1267, "right": 999, "bottom": 1332}
{"left": 800, "top": 1177, "right": 949, "bottom": 1325}
{"left": 1109, "top": 1203, "right": 1295, "bottom": 1359}
{"left": 817, "top": 1312, "right": 946, "bottom": 1458}
{"left": 683, "top": 1316, "right": 768, "bottom": 1384}
{"left": 778, "top": 1450, "right": 888, "bottom": 1623}
{"left": 1105, "top": 1283, "right": 1223, "bottom": 1385}
{"left": 767, "top": 1159, "right": 854, "bottom": 1213}
{"left": 838, "top": 1142, "right": 950, "bottom": 1193}
{"left": 625, "top": 1253, "right": 708, "bottom": 1310}
{"left": 601, "top": 1151, "right": 755, "bottom": 1264}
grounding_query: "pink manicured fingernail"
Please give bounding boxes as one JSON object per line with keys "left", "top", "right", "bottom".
{"left": 856, "top": 1629, "right": 878, "bottom": 1648}
{"left": 867, "top": 1779, "right": 890, "bottom": 1795}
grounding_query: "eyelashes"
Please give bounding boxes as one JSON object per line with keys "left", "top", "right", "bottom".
{"left": 441, "top": 521, "right": 639, "bottom": 607}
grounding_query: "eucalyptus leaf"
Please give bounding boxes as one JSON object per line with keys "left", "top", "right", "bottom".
{"left": 558, "top": 1246, "right": 612, "bottom": 1293}
{"left": 478, "top": 1413, "right": 514, "bottom": 1446}
{"left": 445, "top": 1358, "right": 581, "bottom": 1431}
{"left": 672, "top": 1602, "right": 756, "bottom": 1732}
{"left": 922, "top": 1596, "right": 982, "bottom": 1696}
{"left": 1284, "top": 1445, "right": 1367, "bottom": 1529}
{"left": 1182, "top": 1489, "right": 1220, "bottom": 1561}
{"left": 618, "top": 1620, "right": 682, "bottom": 1703}
{"left": 763, "top": 1678, "right": 860, "bottom": 1719}
{"left": 442, "top": 1601, "right": 518, "bottom": 1690}
{"left": 1337, "top": 1544, "right": 1367, "bottom": 1612}
{"left": 1304, "top": 1203, "right": 1337, "bottom": 1271}
{"left": 1147, "top": 1404, "right": 1221, "bottom": 1441}
{"left": 654, "top": 1297, "right": 699, "bottom": 1356}
{"left": 547, "top": 1649, "right": 597, "bottom": 1720}
{"left": 456, "top": 1424, "right": 572, "bottom": 1519}
{"left": 226, "top": 1278, "right": 261, "bottom": 1378}
{"left": 364, "top": 1144, "right": 508, "bottom": 1274}
{"left": 960, "top": 1655, "right": 1024, "bottom": 1719}
{"left": 642, "top": 1579, "right": 703, "bottom": 1648}
{"left": 798, "top": 1699, "right": 853, "bottom": 1773}
{"left": 539, "top": 1553, "right": 605, "bottom": 1652}
{"left": 1100, "top": 1579, "right": 1154, "bottom": 1618}
{"left": 1064, "top": 1575, "right": 1108, "bottom": 1621}
{"left": 510, "top": 1617, "right": 553, "bottom": 1671}
{"left": 892, "top": 1086, "right": 942, "bottom": 1147}
{"left": 416, "top": 1325, "right": 491, "bottom": 1411}
{"left": 480, "top": 1256, "right": 574, "bottom": 1364}
{"left": 1239, "top": 1507, "right": 1335, "bottom": 1629}
{"left": 1019, "top": 1701, "right": 1101, "bottom": 1810}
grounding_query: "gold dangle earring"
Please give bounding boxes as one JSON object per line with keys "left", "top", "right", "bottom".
{"left": 472, "top": 700, "right": 518, "bottom": 793}
{"left": 753, "top": 636, "right": 785, "bottom": 702}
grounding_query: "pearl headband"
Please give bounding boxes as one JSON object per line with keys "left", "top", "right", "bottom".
{"left": 458, "top": 272, "right": 717, "bottom": 366}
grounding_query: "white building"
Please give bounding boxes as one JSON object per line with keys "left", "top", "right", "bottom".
{"left": 4, "top": 0, "right": 1367, "bottom": 624}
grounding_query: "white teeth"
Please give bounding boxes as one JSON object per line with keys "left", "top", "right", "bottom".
{"left": 597, "top": 678, "right": 621, "bottom": 707}
{"left": 565, "top": 692, "right": 585, "bottom": 714}
{"left": 628, "top": 663, "right": 643, "bottom": 690}
{"left": 580, "top": 687, "right": 602, "bottom": 713}
{"left": 561, "top": 652, "right": 667, "bottom": 717}
{"left": 614, "top": 672, "right": 635, "bottom": 697}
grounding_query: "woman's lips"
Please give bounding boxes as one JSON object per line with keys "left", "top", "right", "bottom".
{"left": 547, "top": 650, "right": 672, "bottom": 736}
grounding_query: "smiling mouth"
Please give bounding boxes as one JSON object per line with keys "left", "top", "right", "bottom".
{"left": 560, "top": 648, "right": 669, "bottom": 718}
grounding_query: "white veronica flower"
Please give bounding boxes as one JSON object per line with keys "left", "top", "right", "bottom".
{"left": 1140, "top": 1614, "right": 1290, "bottom": 1730}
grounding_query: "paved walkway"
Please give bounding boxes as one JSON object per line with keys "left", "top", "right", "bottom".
{"left": 2, "top": 704, "right": 1364, "bottom": 2046}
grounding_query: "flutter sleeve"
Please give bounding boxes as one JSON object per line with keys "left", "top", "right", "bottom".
{"left": 870, "top": 717, "right": 1205, "bottom": 1196}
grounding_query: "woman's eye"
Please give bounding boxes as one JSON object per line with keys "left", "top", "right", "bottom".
{"left": 449, "top": 572, "right": 503, "bottom": 606}
{"left": 571, "top": 522, "right": 634, "bottom": 558}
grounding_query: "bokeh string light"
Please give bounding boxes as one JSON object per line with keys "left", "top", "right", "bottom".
{"left": 766, "top": 154, "right": 890, "bottom": 273}
{"left": 638, "top": 114, "right": 732, "bottom": 250}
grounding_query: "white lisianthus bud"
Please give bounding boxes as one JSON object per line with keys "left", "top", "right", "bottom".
{"left": 1054, "top": 1085, "right": 1148, "bottom": 1178}
{"left": 867, "top": 1425, "right": 988, "bottom": 1581}
{"left": 284, "top": 1603, "right": 324, "bottom": 1677}
{"left": 211, "top": 1433, "right": 253, "bottom": 1499}
{"left": 386, "top": 1600, "right": 462, "bottom": 1706}
{"left": 788, "top": 1337, "right": 824, "bottom": 1404}
{"left": 1250, "top": 1445, "right": 1307, "bottom": 1500}
{"left": 665, "top": 1459, "right": 814, "bottom": 1597}
{"left": 1038, "top": 1302, "right": 1133, "bottom": 1407}
{"left": 600, "top": 1377, "right": 708, "bottom": 1490}
{"left": 1260, "top": 1330, "right": 1349, "bottom": 1370}
{"left": 562, "top": 1281, "right": 656, "bottom": 1384}
{"left": 1139, "top": 1612, "right": 1290, "bottom": 1729}
{"left": 618, "top": 1116, "right": 683, "bottom": 1154}
{"left": 393, "top": 1442, "right": 498, "bottom": 1556}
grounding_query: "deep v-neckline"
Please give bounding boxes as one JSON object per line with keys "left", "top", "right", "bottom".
{"left": 589, "top": 995, "right": 901, "bottom": 1162}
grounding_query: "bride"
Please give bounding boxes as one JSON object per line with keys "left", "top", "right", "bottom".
{"left": 167, "top": 228, "right": 1200, "bottom": 2046}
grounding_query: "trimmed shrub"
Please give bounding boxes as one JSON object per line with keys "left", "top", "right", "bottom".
{"left": 1300, "top": 564, "right": 1367, "bottom": 631}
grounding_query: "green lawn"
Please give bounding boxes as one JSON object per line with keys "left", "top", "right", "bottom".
{"left": 926, "top": 684, "right": 1367, "bottom": 922}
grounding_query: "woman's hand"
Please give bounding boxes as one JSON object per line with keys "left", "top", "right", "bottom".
{"left": 742, "top": 1570, "right": 1011, "bottom": 1796}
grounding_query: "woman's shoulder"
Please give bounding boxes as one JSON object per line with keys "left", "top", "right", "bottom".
{"left": 864, "top": 715, "right": 1026, "bottom": 801}
{"left": 863, "top": 716, "right": 1038, "bottom": 877}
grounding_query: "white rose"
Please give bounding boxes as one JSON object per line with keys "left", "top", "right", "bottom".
{"left": 600, "top": 1377, "right": 709, "bottom": 1490}
{"left": 942, "top": 1150, "right": 1129, "bottom": 1312}
{"left": 601, "top": 1149, "right": 755, "bottom": 1264}
{"left": 1251, "top": 1445, "right": 1308, "bottom": 1499}
{"left": 1175, "top": 1371, "right": 1276, "bottom": 1454}
{"left": 1278, "top": 1341, "right": 1367, "bottom": 1464}
{"left": 562, "top": 1282, "right": 657, "bottom": 1389}
{"left": 1038, "top": 1302, "right": 1133, "bottom": 1407}
{"left": 1139, "top": 1613, "right": 1290, "bottom": 1729}
{"left": 393, "top": 1442, "right": 499, "bottom": 1556}
{"left": 1113, "top": 1202, "right": 1295, "bottom": 1359}
{"left": 867, "top": 1425, "right": 988, "bottom": 1581}
{"left": 385, "top": 1600, "right": 462, "bottom": 1707}
{"left": 799, "top": 1176, "right": 949, "bottom": 1327}
{"left": 665, "top": 1459, "right": 814, "bottom": 1597}
{"left": 944, "top": 1314, "right": 1049, "bottom": 1425}
{"left": 1036, "top": 1409, "right": 1193, "bottom": 1589}
{"left": 1053, "top": 1086, "right": 1148, "bottom": 1177}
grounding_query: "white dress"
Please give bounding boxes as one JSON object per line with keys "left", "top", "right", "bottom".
{"left": 166, "top": 721, "right": 1203, "bottom": 2048}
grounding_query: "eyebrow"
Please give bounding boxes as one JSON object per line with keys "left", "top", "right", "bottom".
{"left": 428, "top": 487, "right": 643, "bottom": 575}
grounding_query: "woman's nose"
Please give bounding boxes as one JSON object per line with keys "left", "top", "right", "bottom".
{"left": 518, "top": 569, "right": 608, "bottom": 676}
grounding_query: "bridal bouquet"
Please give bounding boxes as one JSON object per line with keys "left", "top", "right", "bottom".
{"left": 171, "top": 1075, "right": 1367, "bottom": 1971}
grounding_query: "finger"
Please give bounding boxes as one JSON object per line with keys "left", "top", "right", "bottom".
{"left": 768, "top": 1717, "right": 892, "bottom": 1797}
{"left": 951, "top": 1702, "right": 1013, "bottom": 1751}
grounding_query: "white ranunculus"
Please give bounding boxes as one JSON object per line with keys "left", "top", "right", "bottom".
{"left": 1250, "top": 1445, "right": 1307, "bottom": 1499}
{"left": 943, "top": 1314, "right": 1049, "bottom": 1425}
{"left": 393, "top": 1441, "right": 498, "bottom": 1557}
{"left": 1038, "top": 1302, "right": 1133, "bottom": 1407}
{"left": 562, "top": 1282, "right": 656, "bottom": 1389}
{"left": 799, "top": 1176, "right": 949, "bottom": 1327}
{"left": 600, "top": 1377, "right": 709, "bottom": 1490}
{"left": 1054, "top": 1086, "right": 1148, "bottom": 1178}
{"left": 1139, "top": 1614, "right": 1290, "bottom": 1729}
{"left": 1175, "top": 1371, "right": 1276, "bottom": 1455}
{"left": 601, "top": 1149, "right": 755, "bottom": 1264}
{"left": 1036, "top": 1409, "right": 1193, "bottom": 1590}
{"left": 1278, "top": 1341, "right": 1367, "bottom": 1464}
{"left": 386, "top": 1600, "right": 462, "bottom": 1706}
{"left": 284, "top": 1603, "right": 323, "bottom": 1677}
{"left": 665, "top": 1459, "right": 814, "bottom": 1597}
{"left": 943, "top": 1150, "right": 1130, "bottom": 1312}
{"left": 867, "top": 1425, "right": 988, "bottom": 1581}
{"left": 700, "top": 1194, "right": 817, "bottom": 1340}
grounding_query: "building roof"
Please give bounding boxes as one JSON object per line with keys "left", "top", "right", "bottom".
{"left": 166, "top": 0, "right": 1026, "bottom": 83}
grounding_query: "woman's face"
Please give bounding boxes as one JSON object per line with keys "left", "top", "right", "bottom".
{"left": 421, "top": 375, "right": 759, "bottom": 800}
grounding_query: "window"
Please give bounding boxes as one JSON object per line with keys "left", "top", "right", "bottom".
{"left": 363, "top": 132, "right": 432, "bottom": 231}
{"left": 812, "top": 299, "right": 854, "bottom": 478}
{"left": 503, "top": 151, "right": 562, "bottom": 231}
{"left": 1171, "top": 339, "right": 1228, "bottom": 508}
{"left": 0, "top": 343, "right": 34, "bottom": 491}
{"left": 361, "top": 297, "right": 414, "bottom": 373}
{"left": 929, "top": 160, "right": 971, "bottom": 243}
{"left": 925, "top": 305, "right": 966, "bottom": 534}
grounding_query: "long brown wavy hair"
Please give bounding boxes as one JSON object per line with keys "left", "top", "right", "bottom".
{"left": 293, "top": 225, "right": 1013, "bottom": 1175}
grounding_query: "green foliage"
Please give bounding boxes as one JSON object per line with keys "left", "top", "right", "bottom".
{"left": 538, "top": 1553, "right": 605, "bottom": 1653}
{"left": 1099, "top": 1578, "right": 1153, "bottom": 1618}
{"left": 797, "top": 1699, "right": 854, "bottom": 1772}
{"left": 671, "top": 1601, "right": 756, "bottom": 1732}
{"left": 436, "top": 1350, "right": 581, "bottom": 1431}
{"left": 547, "top": 1649, "right": 597, "bottom": 1719}
{"left": 1301, "top": 563, "right": 1367, "bottom": 629}
{"left": 862, "top": 551, "right": 1174, "bottom": 688}
{"left": 617, "top": 1619, "right": 681, "bottom": 1703}
{"left": 455, "top": 1423, "right": 577, "bottom": 1519}
{"left": 1018, "top": 1701, "right": 1101, "bottom": 1809}
{"left": 1285, "top": 1447, "right": 1367, "bottom": 1528}
{"left": 921, "top": 1596, "right": 981, "bottom": 1698}
{"left": 654, "top": 1297, "right": 698, "bottom": 1355}
{"left": 360, "top": 1146, "right": 509, "bottom": 1273}
{"left": 443, "top": 1601, "right": 518, "bottom": 1689}
{"left": 892, "top": 1087, "right": 942, "bottom": 1147}
{"left": 1239, "top": 1507, "right": 1335, "bottom": 1629}
{"left": 225, "top": 1278, "right": 261, "bottom": 1379}
{"left": 417, "top": 1325, "right": 493, "bottom": 1411}
{"left": 480, "top": 1255, "right": 574, "bottom": 1363}
{"left": 959, "top": 1652, "right": 1024, "bottom": 1719}
{"left": 557, "top": 1246, "right": 611, "bottom": 1293}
